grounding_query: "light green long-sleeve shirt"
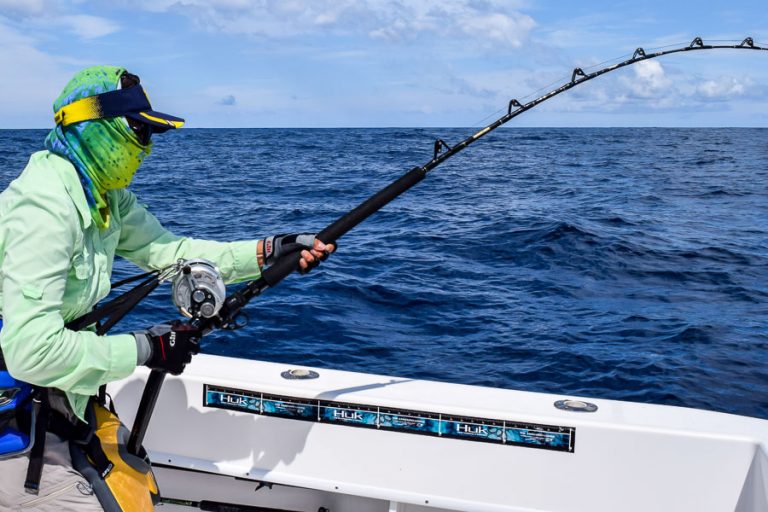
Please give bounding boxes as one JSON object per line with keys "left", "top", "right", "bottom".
{"left": 0, "top": 151, "right": 262, "bottom": 420}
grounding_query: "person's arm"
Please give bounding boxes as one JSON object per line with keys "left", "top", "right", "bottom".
{"left": 0, "top": 187, "right": 136, "bottom": 395}
{"left": 114, "top": 189, "right": 262, "bottom": 284}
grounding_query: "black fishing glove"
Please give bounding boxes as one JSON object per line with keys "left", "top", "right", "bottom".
{"left": 134, "top": 321, "right": 202, "bottom": 375}
{"left": 262, "top": 233, "right": 317, "bottom": 266}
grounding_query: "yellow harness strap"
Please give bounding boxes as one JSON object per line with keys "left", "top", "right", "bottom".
{"left": 92, "top": 403, "right": 159, "bottom": 511}
{"left": 70, "top": 401, "right": 160, "bottom": 512}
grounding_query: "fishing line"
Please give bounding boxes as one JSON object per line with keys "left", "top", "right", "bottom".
{"left": 127, "top": 36, "right": 767, "bottom": 454}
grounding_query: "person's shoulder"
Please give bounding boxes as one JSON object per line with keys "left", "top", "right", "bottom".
{"left": 0, "top": 151, "right": 79, "bottom": 219}
{"left": 109, "top": 187, "right": 139, "bottom": 213}
{"left": 12, "top": 151, "right": 74, "bottom": 195}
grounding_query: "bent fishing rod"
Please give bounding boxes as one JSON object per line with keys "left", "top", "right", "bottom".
{"left": 125, "top": 36, "right": 766, "bottom": 455}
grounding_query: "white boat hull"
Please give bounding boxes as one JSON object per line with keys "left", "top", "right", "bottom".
{"left": 108, "top": 355, "right": 768, "bottom": 512}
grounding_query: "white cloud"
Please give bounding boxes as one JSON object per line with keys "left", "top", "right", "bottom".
{"left": 64, "top": 14, "right": 118, "bottom": 38}
{"left": 0, "top": 6, "right": 118, "bottom": 126}
{"left": 696, "top": 76, "right": 752, "bottom": 99}
{"left": 625, "top": 60, "right": 671, "bottom": 98}
{"left": 126, "top": 0, "right": 535, "bottom": 48}
{"left": 0, "top": 0, "right": 55, "bottom": 18}
{"left": 0, "top": 0, "right": 120, "bottom": 39}
{"left": 457, "top": 12, "right": 535, "bottom": 48}
{"left": 0, "top": 20, "right": 74, "bottom": 127}
{"left": 53, "top": 14, "right": 120, "bottom": 39}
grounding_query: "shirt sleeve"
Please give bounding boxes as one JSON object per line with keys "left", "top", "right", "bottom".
{"left": 0, "top": 186, "right": 137, "bottom": 396}
{"left": 114, "top": 189, "right": 262, "bottom": 284}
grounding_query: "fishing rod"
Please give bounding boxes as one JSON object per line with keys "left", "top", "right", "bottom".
{"left": 126, "top": 36, "right": 767, "bottom": 455}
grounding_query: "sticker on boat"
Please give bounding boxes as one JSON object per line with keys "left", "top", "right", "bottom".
{"left": 204, "top": 384, "right": 576, "bottom": 452}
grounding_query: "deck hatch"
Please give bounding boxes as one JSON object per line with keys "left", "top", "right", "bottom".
{"left": 204, "top": 384, "right": 576, "bottom": 453}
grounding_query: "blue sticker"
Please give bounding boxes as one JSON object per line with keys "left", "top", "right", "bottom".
{"left": 444, "top": 420, "right": 504, "bottom": 442}
{"left": 321, "top": 405, "right": 378, "bottom": 427}
{"left": 379, "top": 410, "right": 442, "bottom": 435}
{"left": 205, "top": 389, "right": 261, "bottom": 413}
{"left": 506, "top": 427, "right": 572, "bottom": 450}
{"left": 203, "top": 385, "right": 575, "bottom": 452}
{"left": 261, "top": 395, "right": 317, "bottom": 420}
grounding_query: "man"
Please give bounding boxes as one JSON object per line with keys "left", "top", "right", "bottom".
{"left": 0, "top": 66, "right": 333, "bottom": 510}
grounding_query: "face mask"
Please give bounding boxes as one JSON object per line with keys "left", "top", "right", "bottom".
{"left": 44, "top": 66, "right": 153, "bottom": 229}
{"left": 67, "top": 116, "right": 153, "bottom": 192}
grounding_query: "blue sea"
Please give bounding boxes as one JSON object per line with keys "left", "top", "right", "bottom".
{"left": 1, "top": 128, "right": 766, "bottom": 419}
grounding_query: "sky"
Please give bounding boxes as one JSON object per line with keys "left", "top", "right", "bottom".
{"left": 1, "top": 0, "right": 767, "bottom": 128}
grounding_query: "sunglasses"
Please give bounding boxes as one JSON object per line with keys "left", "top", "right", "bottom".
{"left": 120, "top": 72, "right": 152, "bottom": 145}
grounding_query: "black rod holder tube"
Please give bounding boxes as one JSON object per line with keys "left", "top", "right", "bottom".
{"left": 127, "top": 369, "right": 166, "bottom": 455}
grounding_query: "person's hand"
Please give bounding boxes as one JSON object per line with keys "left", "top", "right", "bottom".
{"left": 260, "top": 233, "right": 335, "bottom": 272}
{"left": 299, "top": 238, "right": 335, "bottom": 273}
{"left": 134, "top": 321, "right": 201, "bottom": 375}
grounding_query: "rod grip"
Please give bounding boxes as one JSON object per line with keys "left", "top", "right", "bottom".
{"left": 318, "top": 166, "right": 426, "bottom": 243}
{"left": 261, "top": 166, "right": 426, "bottom": 288}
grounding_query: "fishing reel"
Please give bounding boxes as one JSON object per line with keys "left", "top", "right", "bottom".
{"left": 171, "top": 259, "right": 226, "bottom": 319}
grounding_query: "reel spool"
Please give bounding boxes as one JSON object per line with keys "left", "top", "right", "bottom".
{"left": 171, "top": 259, "right": 226, "bottom": 319}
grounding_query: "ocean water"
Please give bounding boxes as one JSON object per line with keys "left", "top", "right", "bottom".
{"left": 1, "top": 127, "right": 766, "bottom": 419}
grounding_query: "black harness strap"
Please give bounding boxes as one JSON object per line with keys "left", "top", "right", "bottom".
{"left": 23, "top": 392, "right": 48, "bottom": 494}
{"left": 83, "top": 430, "right": 114, "bottom": 479}
{"left": 106, "top": 270, "right": 157, "bottom": 290}
{"left": 66, "top": 272, "right": 161, "bottom": 334}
